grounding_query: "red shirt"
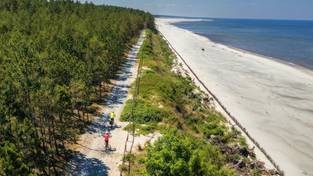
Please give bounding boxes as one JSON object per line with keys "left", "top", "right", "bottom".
{"left": 103, "top": 133, "right": 109, "bottom": 142}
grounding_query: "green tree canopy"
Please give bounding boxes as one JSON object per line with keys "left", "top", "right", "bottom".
{"left": 0, "top": 0, "right": 154, "bottom": 174}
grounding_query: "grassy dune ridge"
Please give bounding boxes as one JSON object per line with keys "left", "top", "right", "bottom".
{"left": 120, "top": 30, "right": 275, "bottom": 175}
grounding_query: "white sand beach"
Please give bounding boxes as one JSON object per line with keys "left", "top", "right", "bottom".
{"left": 156, "top": 18, "right": 313, "bottom": 176}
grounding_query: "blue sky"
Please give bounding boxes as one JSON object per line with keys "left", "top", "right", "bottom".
{"left": 80, "top": 0, "right": 313, "bottom": 20}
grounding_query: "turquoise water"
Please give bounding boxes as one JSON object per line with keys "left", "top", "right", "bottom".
{"left": 174, "top": 19, "right": 313, "bottom": 70}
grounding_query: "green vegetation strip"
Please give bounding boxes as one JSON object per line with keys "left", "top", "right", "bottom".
{"left": 120, "top": 30, "right": 277, "bottom": 176}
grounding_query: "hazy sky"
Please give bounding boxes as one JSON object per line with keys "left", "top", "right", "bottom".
{"left": 79, "top": 0, "right": 313, "bottom": 20}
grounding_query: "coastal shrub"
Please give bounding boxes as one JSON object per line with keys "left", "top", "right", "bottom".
{"left": 145, "top": 130, "right": 234, "bottom": 176}
{"left": 204, "top": 123, "right": 225, "bottom": 138}
{"left": 140, "top": 32, "right": 153, "bottom": 56}
{"left": 121, "top": 99, "right": 167, "bottom": 123}
{"left": 137, "top": 72, "right": 163, "bottom": 99}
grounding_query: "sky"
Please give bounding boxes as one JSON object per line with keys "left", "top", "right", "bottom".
{"left": 79, "top": 0, "right": 313, "bottom": 20}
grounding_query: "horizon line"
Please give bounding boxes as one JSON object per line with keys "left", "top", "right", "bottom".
{"left": 154, "top": 14, "right": 313, "bottom": 22}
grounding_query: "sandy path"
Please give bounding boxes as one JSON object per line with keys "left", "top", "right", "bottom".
{"left": 157, "top": 18, "right": 313, "bottom": 176}
{"left": 66, "top": 32, "right": 145, "bottom": 176}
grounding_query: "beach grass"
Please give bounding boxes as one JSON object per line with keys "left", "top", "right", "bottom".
{"left": 120, "top": 30, "right": 273, "bottom": 175}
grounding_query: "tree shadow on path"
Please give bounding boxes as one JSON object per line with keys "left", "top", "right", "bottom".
{"left": 67, "top": 33, "right": 145, "bottom": 175}
{"left": 67, "top": 151, "right": 109, "bottom": 176}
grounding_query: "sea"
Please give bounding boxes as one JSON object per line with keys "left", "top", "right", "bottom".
{"left": 173, "top": 18, "right": 313, "bottom": 70}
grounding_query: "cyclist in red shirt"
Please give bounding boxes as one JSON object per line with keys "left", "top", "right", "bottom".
{"left": 103, "top": 131, "right": 110, "bottom": 151}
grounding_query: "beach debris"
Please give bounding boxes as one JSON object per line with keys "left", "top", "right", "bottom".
{"left": 235, "top": 160, "right": 246, "bottom": 169}
{"left": 250, "top": 160, "right": 265, "bottom": 169}
{"left": 240, "top": 147, "right": 249, "bottom": 157}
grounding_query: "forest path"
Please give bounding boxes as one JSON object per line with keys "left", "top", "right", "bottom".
{"left": 66, "top": 32, "right": 145, "bottom": 176}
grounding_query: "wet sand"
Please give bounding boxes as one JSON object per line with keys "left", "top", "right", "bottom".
{"left": 157, "top": 18, "right": 313, "bottom": 176}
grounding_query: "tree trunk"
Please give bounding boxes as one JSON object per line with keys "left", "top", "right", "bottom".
{"left": 99, "top": 83, "right": 102, "bottom": 100}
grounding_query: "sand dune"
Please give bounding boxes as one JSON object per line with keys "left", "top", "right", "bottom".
{"left": 156, "top": 18, "right": 313, "bottom": 176}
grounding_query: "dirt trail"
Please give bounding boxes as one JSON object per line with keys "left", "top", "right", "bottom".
{"left": 67, "top": 32, "right": 145, "bottom": 176}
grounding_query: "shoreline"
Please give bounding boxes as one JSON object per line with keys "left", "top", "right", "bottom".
{"left": 195, "top": 32, "right": 313, "bottom": 75}
{"left": 158, "top": 30, "right": 280, "bottom": 173}
{"left": 156, "top": 18, "right": 313, "bottom": 176}
{"left": 163, "top": 17, "right": 313, "bottom": 77}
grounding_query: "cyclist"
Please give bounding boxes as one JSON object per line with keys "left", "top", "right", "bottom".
{"left": 109, "top": 112, "right": 116, "bottom": 128}
{"left": 103, "top": 131, "right": 110, "bottom": 151}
